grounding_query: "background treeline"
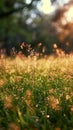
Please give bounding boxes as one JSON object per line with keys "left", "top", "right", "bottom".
{"left": 0, "top": 0, "right": 73, "bottom": 56}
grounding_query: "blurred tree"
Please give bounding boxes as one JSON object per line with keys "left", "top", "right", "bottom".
{"left": 31, "top": 14, "right": 59, "bottom": 55}
{"left": 51, "top": 0, "right": 57, "bottom": 4}
{"left": 1, "top": 0, "right": 68, "bottom": 56}
{"left": 0, "top": 0, "right": 40, "bottom": 55}
{"left": 51, "top": 0, "right": 73, "bottom": 54}
{"left": 0, "top": 0, "right": 40, "bottom": 19}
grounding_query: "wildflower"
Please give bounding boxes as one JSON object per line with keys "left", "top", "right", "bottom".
{"left": 26, "top": 89, "right": 32, "bottom": 99}
{"left": 53, "top": 43, "right": 57, "bottom": 49}
{"left": 0, "top": 80, "right": 4, "bottom": 87}
{"left": 4, "top": 95, "right": 13, "bottom": 109}
{"left": 35, "top": 117, "right": 39, "bottom": 122}
{"left": 36, "top": 104, "right": 38, "bottom": 108}
{"left": 42, "top": 46, "right": 46, "bottom": 53}
{"left": 64, "top": 114, "right": 66, "bottom": 117}
{"left": 25, "top": 89, "right": 32, "bottom": 107}
{"left": 49, "top": 96, "right": 60, "bottom": 110}
{"left": 41, "top": 111, "right": 45, "bottom": 115}
{"left": 38, "top": 42, "right": 42, "bottom": 47}
{"left": 46, "top": 115, "right": 50, "bottom": 118}
{"left": 9, "top": 122, "right": 20, "bottom": 130}
{"left": 66, "top": 94, "right": 70, "bottom": 100}
{"left": 70, "top": 106, "right": 73, "bottom": 112}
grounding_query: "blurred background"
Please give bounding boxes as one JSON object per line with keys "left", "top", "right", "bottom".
{"left": 0, "top": 0, "right": 73, "bottom": 56}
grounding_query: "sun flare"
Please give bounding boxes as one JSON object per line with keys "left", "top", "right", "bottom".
{"left": 38, "top": 0, "right": 55, "bottom": 14}
{"left": 64, "top": 6, "right": 73, "bottom": 22}
{"left": 38, "top": 0, "right": 70, "bottom": 14}
{"left": 41, "top": 0, "right": 55, "bottom": 14}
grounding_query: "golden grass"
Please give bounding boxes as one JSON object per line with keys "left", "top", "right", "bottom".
{"left": 0, "top": 54, "right": 73, "bottom": 75}
{"left": 0, "top": 54, "right": 73, "bottom": 129}
{"left": 0, "top": 54, "right": 73, "bottom": 88}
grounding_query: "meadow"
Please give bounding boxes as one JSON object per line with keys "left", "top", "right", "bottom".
{"left": 0, "top": 54, "right": 73, "bottom": 130}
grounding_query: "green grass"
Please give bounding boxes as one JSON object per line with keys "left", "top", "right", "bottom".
{"left": 0, "top": 55, "right": 73, "bottom": 130}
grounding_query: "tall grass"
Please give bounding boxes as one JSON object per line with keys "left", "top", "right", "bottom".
{"left": 0, "top": 55, "right": 73, "bottom": 130}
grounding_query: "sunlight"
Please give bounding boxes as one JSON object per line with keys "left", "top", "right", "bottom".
{"left": 41, "top": 0, "right": 55, "bottom": 14}
{"left": 25, "top": 0, "right": 31, "bottom": 4}
{"left": 37, "top": 0, "right": 55, "bottom": 14}
{"left": 64, "top": 6, "right": 73, "bottom": 22}
{"left": 37, "top": 0, "right": 70, "bottom": 14}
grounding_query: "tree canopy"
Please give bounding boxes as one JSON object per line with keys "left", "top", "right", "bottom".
{"left": 0, "top": 0, "right": 73, "bottom": 56}
{"left": 0, "top": 0, "right": 41, "bottom": 54}
{"left": 0, "top": 0, "right": 40, "bottom": 19}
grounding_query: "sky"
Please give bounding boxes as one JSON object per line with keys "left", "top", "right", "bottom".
{"left": 26, "top": 0, "right": 70, "bottom": 14}
{"left": 37, "top": 0, "right": 70, "bottom": 14}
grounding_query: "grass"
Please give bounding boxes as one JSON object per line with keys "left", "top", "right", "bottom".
{"left": 0, "top": 55, "right": 73, "bottom": 130}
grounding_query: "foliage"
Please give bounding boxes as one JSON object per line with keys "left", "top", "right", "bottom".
{"left": 0, "top": 0, "right": 41, "bottom": 54}
{"left": 0, "top": 0, "right": 62, "bottom": 56}
{"left": 51, "top": 0, "right": 73, "bottom": 54}
{"left": 0, "top": 0, "right": 40, "bottom": 18}
{"left": 1, "top": 0, "right": 73, "bottom": 56}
